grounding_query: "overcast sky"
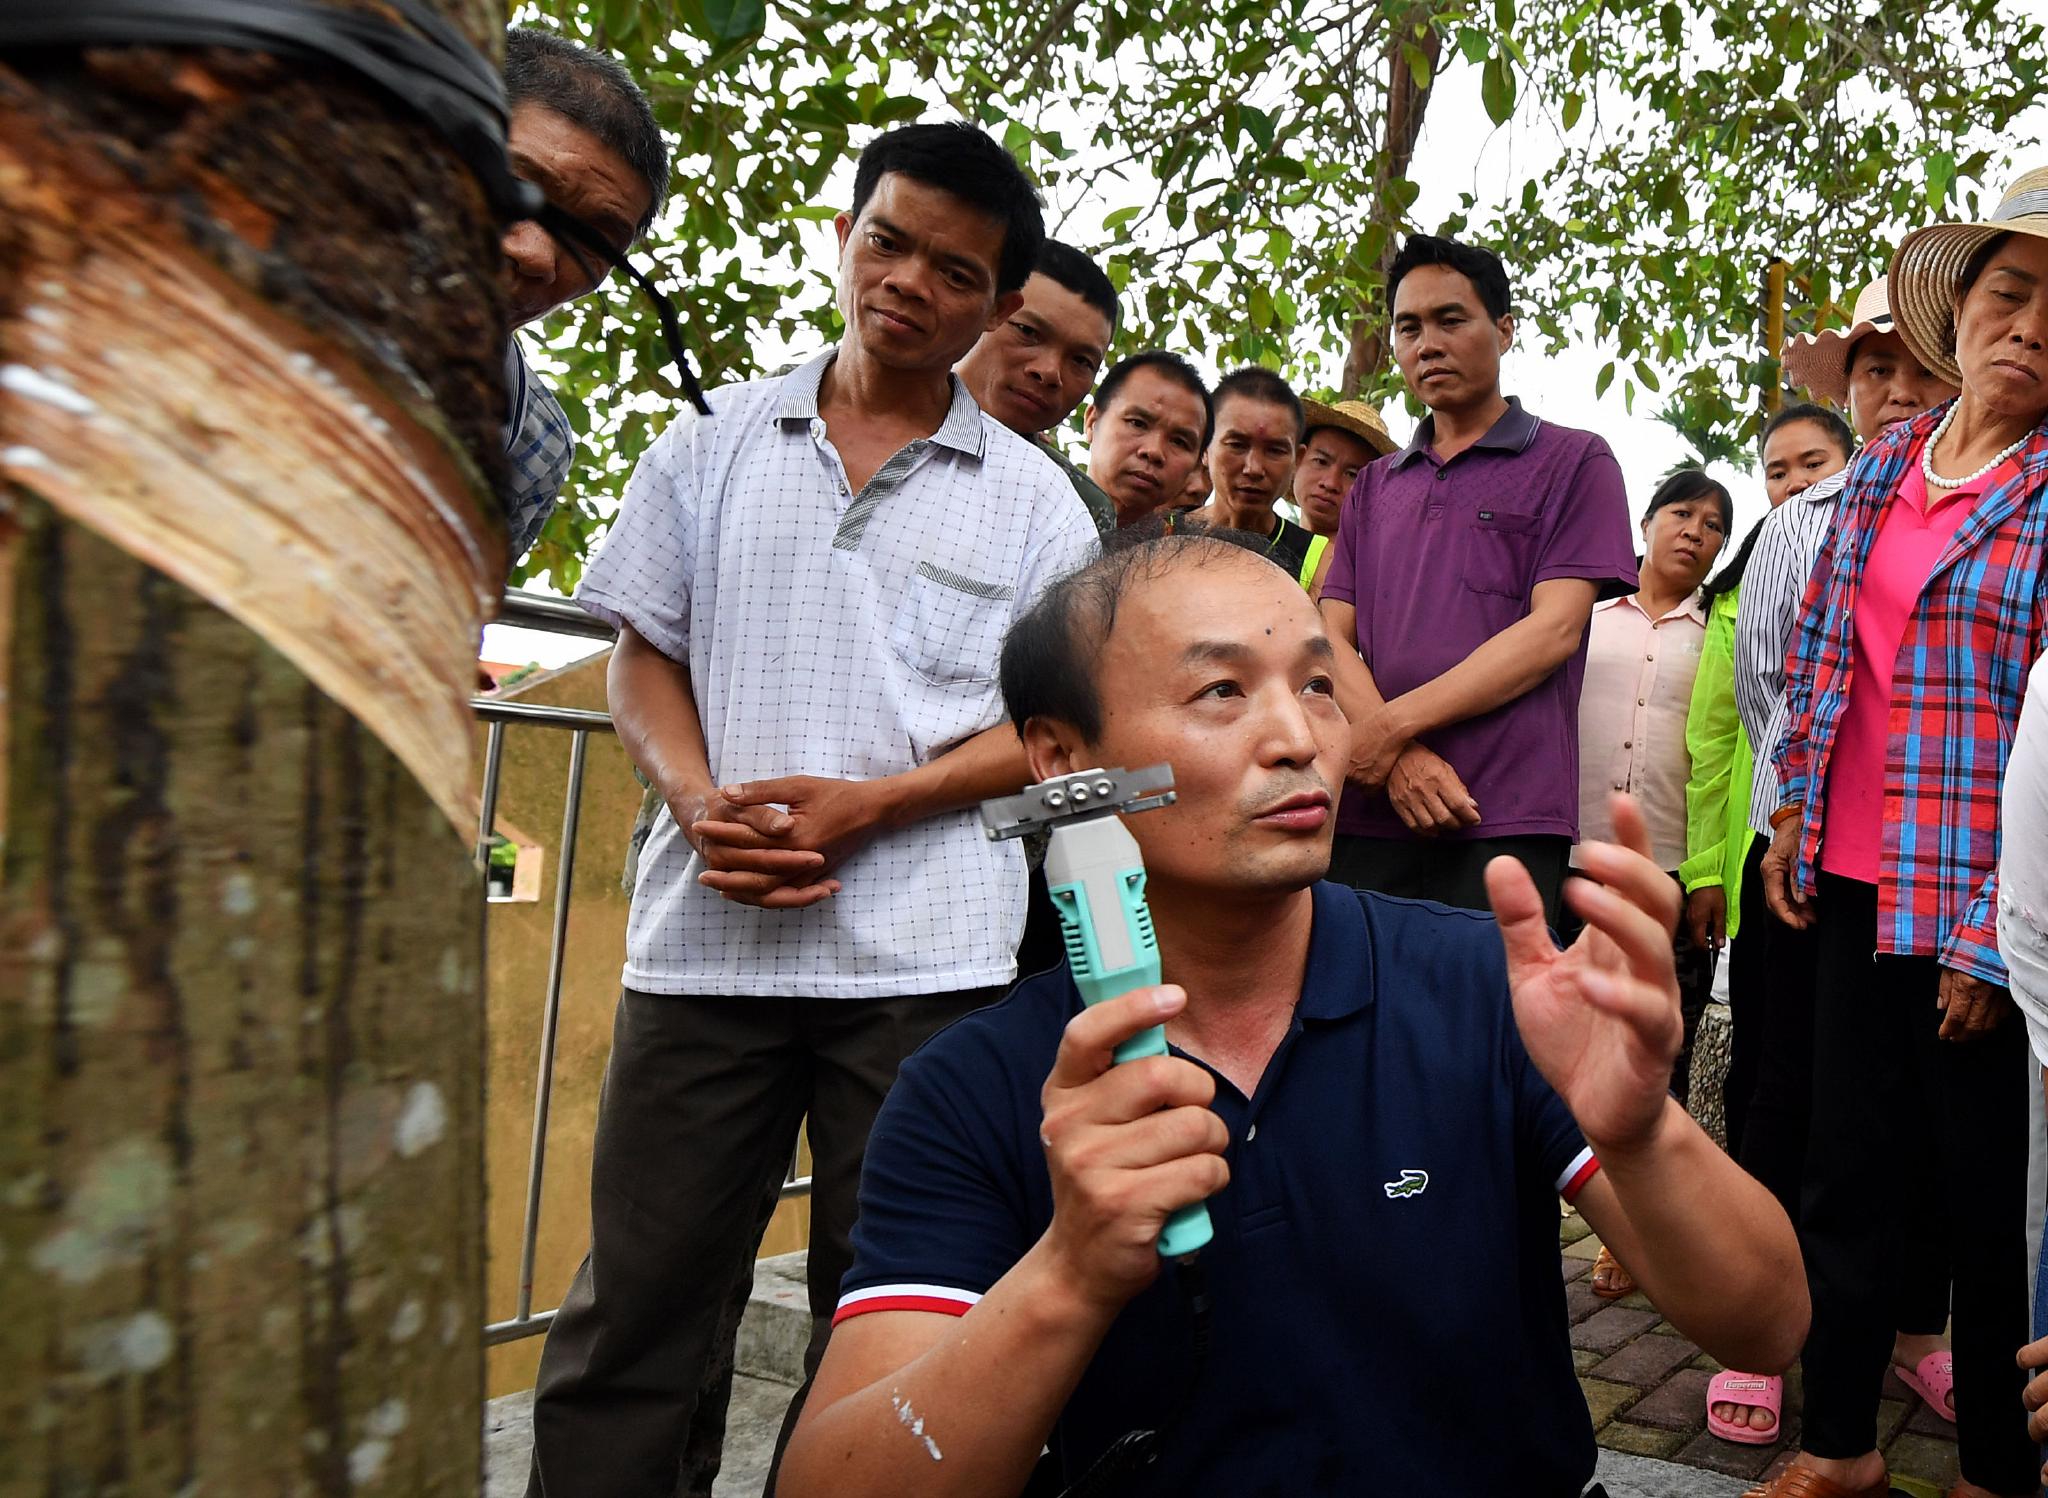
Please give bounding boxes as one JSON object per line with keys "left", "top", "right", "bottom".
{"left": 486, "top": 10, "right": 2048, "bottom": 670}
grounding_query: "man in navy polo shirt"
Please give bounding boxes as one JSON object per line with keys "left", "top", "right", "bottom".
{"left": 1320, "top": 234, "right": 1638, "bottom": 924}
{"left": 779, "top": 535, "right": 1804, "bottom": 1497}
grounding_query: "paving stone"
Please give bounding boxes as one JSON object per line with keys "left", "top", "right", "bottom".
{"left": 1626, "top": 1367, "right": 1716, "bottom": 1432}
{"left": 1596, "top": 1419, "right": 1688, "bottom": 1459}
{"left": 1571, "top": 1304, "right": 1662, "bottom": 1353}
{"left": 1579, "top": 1376, "right": 1642, "bottom": 1428}
{"left": 1594, "top": 1449, "right": 1757, "bottom": 1496}
{"left": 1562, "top": 1255, "right": 1590, "bottom": 1283}
{"left": 1691, "top": 1350, "right": 1725, "bottom": 1373}
{"left": 1574, "top": 1347, "right": 1604, "bottom": 1374}
{"left": 1564, "top": 1231, "right": 1604, "bottom": 1260}
{"left": 1882, "top": 1432, "right": 1959, "bottom": 1488}
{"left": 1676, "top": 1428, "right": 1783, "bottom": 1480}
{"left": 1887, "top": 1478, "right": 1947, "bottom": 1498}
{"left": 1902, "top": 1389, "right": 1956, "bottom": 1438}
{"left": 1872, "top": 1395, "right": 1913, "bottom": 1445}
{"left": 1561, "top": 1211, "right": 1593, "bottom": 1245}
{"left": 1566, "top": 1278, "right": 1607, "bottom": 1325}
{"left": 1591, "top": 1334, "right": 1701, "bottom": 1389}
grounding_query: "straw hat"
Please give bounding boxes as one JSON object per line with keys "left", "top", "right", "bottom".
{"left": 1889, "top": 165, "right": 2048, "bottom": 387}
{"left": 1299, "top": 397, "right": 1398, "bottom": 457}
{"left": 1782, "top": 277, "right": 1899, "bottom": 406}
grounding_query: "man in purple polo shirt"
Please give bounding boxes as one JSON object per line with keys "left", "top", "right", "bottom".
{"left": 1321, "top": 234, "right": 1636, "bottom": 922}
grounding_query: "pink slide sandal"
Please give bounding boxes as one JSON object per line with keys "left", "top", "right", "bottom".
{"left": 1706, "top": 1369, "right": 1783, "bottom": 1445}
{"left": 1894, "top": 1351, "right": 1955, "bottom": 1423}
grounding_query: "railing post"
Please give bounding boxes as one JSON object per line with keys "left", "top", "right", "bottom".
{"left": 515, "top": 727, "right": 589, "bottom": 1325}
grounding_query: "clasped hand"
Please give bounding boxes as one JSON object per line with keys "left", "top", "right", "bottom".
{"left": 677, "top": 775, "right": 888, "bottom": 909}
{"left": 1347, "top": 707, "right": 1480, "bottom": 836}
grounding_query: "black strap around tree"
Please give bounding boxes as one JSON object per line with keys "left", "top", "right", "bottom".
{"left": 0, "top": 0, "right": 711, "bottom": 414}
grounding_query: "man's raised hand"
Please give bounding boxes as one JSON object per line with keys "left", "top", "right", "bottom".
{"left": 1038, "top": 986, "right": 1230, "bottom": 1312}
{"left": 1486, "top": 793, "right": 1683, "bottom": 1154}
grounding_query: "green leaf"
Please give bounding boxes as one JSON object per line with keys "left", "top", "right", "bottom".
{"left": 1241, "top": 104, "right": 1275, "bottom": 151}
{"left": 686, "top": 0, "right": 765, "bottom": 46}
{"left": 1595, "top": 361, "right": 1615, "bottom": 399}
{"left": 1926, "top": 149, "right": 1957, "bottom": 203}
{"left": 1402, "top": 43, "right": 1433, "bottom": 91}
{"left": 1481, "top": 54, "right": 1516, "bottom": 126}
{"left": 1102, "top": 205, "right": 1142, "bottom": 233}
{"left": 1561, "top": 91, "right": 1582, "bottom": 131}
{"left": 1248, "top": 283, "right": 1274, "bottom": 329}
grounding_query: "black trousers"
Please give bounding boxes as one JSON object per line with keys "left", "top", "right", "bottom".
{"left": 1326, "top": 831, "right": 1570, "bottom": 929}
{"left": 1727, "top": 831, "right": 1819, "bottom": 1214}
{"left": 1727, "top": 840, "right": 1951, "bottom": 1338}
{"left": 526, "top": 986, "right": 998, "bottom": 1498}
{"left": 1799, "top": 873, "right": 2033, "bottom": 1490}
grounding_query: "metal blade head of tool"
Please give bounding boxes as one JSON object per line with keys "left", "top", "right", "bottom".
{"left": 980, "top": 764, "right": 1176, "bottom": 841}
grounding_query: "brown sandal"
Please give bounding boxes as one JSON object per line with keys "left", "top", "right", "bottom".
{"left": 1589, "top": 1244, "right": 1637, "bottom": 1300}
{"left": 1740, "top": 1467, "right": 1889, "bottom": 1497}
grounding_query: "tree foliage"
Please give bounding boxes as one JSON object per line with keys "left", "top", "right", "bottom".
{"left": 515, "top": 0, "right": 2040, "bottom": 587}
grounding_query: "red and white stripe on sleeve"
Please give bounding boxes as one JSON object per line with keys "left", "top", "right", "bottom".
{"left": 1554, "top": 1145, "right": 1600, "bottom": 1203}
{"left": 833, "top": 1283, "right": 984, "bottom": 1327}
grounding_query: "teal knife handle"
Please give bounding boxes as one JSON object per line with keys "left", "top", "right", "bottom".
{"left": 1049, "top": 864, "right": 1215, "bottom": 1258}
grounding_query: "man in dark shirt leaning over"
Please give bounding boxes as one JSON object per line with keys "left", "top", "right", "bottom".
{"left": 957, "top": 238, "right": 1120, "bottom": 536}
{"left": 778, "top": 533, "right": 1806, "bottom": 1497}
{"left": 1180, "top": 366, "right": 1317, "bottom": 580}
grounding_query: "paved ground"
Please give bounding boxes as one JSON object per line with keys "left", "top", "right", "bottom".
{"left": 1563, "top": 1210, "right": 1959, "bottom": 1497}
{"left": 486, "top": 1379, "right": 794, "bottom": 1498}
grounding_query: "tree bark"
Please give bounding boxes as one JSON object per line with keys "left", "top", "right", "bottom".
{"left": 1340, "top": 14, "right": 1441, "bottom": 396}
{"left": 0, "top": 9, "right": 503, "bottom": 1493}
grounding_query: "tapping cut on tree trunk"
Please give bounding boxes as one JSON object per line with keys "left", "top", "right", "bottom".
{"left": 0, "top": 7, "right": 508, "bottom": 1492}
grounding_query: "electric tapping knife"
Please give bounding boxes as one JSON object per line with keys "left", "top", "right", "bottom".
{"left": 981, "top": 764, "right": 1214, "bottom": 1258}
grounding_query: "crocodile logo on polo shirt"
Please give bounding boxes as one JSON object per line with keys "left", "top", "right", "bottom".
{"left": 1383, "top": 1169, "right": 1429, "bottom": 1199}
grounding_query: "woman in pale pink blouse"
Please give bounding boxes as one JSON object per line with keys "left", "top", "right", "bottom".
{"left": 1573, "top": 468, "right": 1730, "bottom": 1299}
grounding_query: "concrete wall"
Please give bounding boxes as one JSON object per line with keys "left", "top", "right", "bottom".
{"left": 482, "top": 650, "right": 811, "bottom": 1399}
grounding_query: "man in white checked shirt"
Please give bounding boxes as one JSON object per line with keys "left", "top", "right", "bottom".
{"left": 524, "top": 123, "right": 1098, "bottom": 1498}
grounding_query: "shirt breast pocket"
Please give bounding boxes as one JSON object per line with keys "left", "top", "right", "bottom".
{"left": 1462, "top": 508, "right": 1542, "bottom": 598}
{"left": 887, "top": 560, "right": 1016, "bottom": 687}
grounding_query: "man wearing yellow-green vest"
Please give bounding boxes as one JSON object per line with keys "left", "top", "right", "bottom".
{"left": 1292, "top": 398, "right": 1397, "bottom": 595}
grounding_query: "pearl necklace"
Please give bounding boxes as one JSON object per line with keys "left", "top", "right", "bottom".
{"left": 1921, "top": 401, "right": 2030, "bottom": 490}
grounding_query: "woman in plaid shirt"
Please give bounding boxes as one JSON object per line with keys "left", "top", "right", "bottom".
{"left": 1753, "top": 171, "right": 2048, "bottom": 1498}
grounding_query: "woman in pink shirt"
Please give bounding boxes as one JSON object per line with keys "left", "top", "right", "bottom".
{"left": 1753, "top": 177, "right": 2048, "bottom": 1498}
{"left": 1572, "top": 469, "right": 1729, "bottom": 1300}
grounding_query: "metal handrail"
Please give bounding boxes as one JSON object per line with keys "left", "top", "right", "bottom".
{"left": 477, "top": 593, "right": 812, "bottom": 1352}
{"left": 497, "top": 586, "right": 617, "bottom": 639}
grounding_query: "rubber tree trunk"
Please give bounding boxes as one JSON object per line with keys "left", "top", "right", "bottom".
{"left": 1340, "top": 11, "right": 1441, "bottom": 397}
{"left": 0, "top": 9, "right": 507, "bottom": 1493}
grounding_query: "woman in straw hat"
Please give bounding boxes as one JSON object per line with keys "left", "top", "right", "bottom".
{"left": 1783, "top": 274, "right": 1959, "bottom": 443}
{"left": 1292, "top": 397, "right": 1397, "bottom": 596}
{"left": 1749, "top": 168, "right": 2048, "bottom": 1498}
{"left": 1704, "top": 282, "right": 1964, "bottom": 1444}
